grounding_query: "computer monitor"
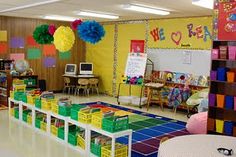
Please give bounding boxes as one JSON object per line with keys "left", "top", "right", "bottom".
{"left": 65, "top": 64, "right": 77, "bottom": 75}
{"left": 79, "top": 62, "right": 93, "bottom": 75}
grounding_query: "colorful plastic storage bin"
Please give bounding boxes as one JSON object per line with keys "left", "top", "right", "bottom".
{"left": 216, "top": 94, "right": 225, "bottom": 108}
{"left": 77, "top": 134, "right": 85, "bottom": 149}
{"left": 51, "top": 102, "right": 59, "bottom": 114}
{"left": 211, "top": 49, "right": 219, "bottom": 59}
{"left": 70, "top": 104, "right": 86, "bottom": 121}
{"left": 101, "top": 143, "right": 128, "bottom": 157}
{"left": 59, "top": 105, "right": 71, "bottom": 116}
{"left": 58, "top": 127, "right": 65, "bottom": 140}
{"left": 228, "top": 46, "right": 236, "bottom": 60}
{"left": 91, "top": 142, "right": 102, "bottom": 157}
{"left": 102, "top": 116, "right": 129, "bottom": 133}
{"left": 40, "top": 121, "right": 47, "bottom": 131}
{"left": 35, "top": 98, "right": 41, "bottom": 109}
{"left": 91, "top": 112, "right": 103, "bottom": 129}
{"left": 68, "top": 132, "right": 77, "bottom": 146}
{"left": 51, "top": 125, "right": 58, "bottom": 136}
{"left": 217, "top": 67, "right": 227, "bottom": 81}
{"left": 227, "top": 72, "right": 235, "bottom": 82}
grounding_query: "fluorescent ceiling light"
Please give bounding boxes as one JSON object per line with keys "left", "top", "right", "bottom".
{"left": 0, "top": 0, "right": 61, "bottom": 13}
{"left": 123, "top": 4, "right": 170, "bottom": 15}
{"left": 192, "top": 0, "right": 214, "bottom": 9}
{"left": 44, "top": 15, "right": 77, "bottom": 21}
{"left": 76, "top": 11, "right": 119, "bottom": 19}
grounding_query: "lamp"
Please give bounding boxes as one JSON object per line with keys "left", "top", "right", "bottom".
{"left": 122, "top": 4, "right": 170, "bottom": 15}
{"left": 43, "top": 15, "right": 77, "bottom": 22}
{"left": 76, "top": 11, "right": 119, "bottom": 19}
{"left": 192, "top": 0, "right": 214, "bottom": 9}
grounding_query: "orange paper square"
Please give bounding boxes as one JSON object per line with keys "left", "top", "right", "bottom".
{"left": 43, "top": 44, "right": 56, "bottom": 56}
{"left": 0, "top": 42, "right": 7, "bottom": 54}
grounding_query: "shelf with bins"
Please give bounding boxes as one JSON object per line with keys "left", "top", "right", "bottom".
{"left": 208, "top": 40, "right": 236, "bottom": 137}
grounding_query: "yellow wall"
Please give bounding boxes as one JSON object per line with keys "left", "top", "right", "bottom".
{"left": 86, "top": 25, "right": 114, "bottom": 95}
{"left": 116, "top": 23, "right": 146, "bottom": 96}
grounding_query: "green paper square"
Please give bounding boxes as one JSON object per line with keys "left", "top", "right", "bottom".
{"left": 59, "top": 51, "right": 71, "bottom": 60}
{"left": 27, "top": 48, "right": 41, "bottom": 59}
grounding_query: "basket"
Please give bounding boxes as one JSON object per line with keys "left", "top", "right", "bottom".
{"left": 51, "top": 102, "right": 59, "bottom": 114}
{"left": 35, "top": 118, "right": 41, "bottom": 129}
{"left": 58, "top": 127, "right": 65, "bottom": 140}
{"left": 68, "top": 132, "right": 77, "bottom": 146}
{"left": 14, "top": 109, "right": 19, "bottom": 119}
{"left": 27, "top": 95, "right": 37, "bottom": 105}
{"left": 70, "top": 105, "right": 86, "bottom": 120}
{"left": 41, "top": 99, "right": 52, "bottom": 111}
{"left": 35, "top": 98, "right": 41, "bottom": 109}
{"left": 40, "top": 121, "right": 47, "bottom": 131}
{"left": 59, "top": 105, "right": 71, "bottom": 117}
{"left": 77, "top": 134, "right": 85, "bottom": 149}
{"left": 91, "top": 142, "right": 102, "bottom": 157}
{"left": 51, "top": 125, "right": 58, "bottom": 136}
{"left": 102, "top": 116, "right": 129, "bottom": 133}
{"left": 101, "top": 143, "right": 128, "bottom": 157}
{"left": 27, "top": 115, "right": 32, "bottom": 125}
{"left": 14, "top": 92, "right": 25, "bottom": 101}
{"left": 91, "top": 112, "right": 103, "bottom": 129}
{"left": 78, "top": 111, "right": 93, "bottom": 124}
{"left": 23, "top": 112, "right": 28, "bottom": 122}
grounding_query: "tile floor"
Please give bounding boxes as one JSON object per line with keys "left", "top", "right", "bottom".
{"left": 0, "top": 94, "right": 188, "bottom": 157}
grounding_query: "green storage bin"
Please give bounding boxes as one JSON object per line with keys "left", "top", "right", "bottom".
{"left": 58, "top": 127, "right": 65, "bottom": 140}
{"left": 35, "top": 98, "right": 41, "bottom": 109}
{"left": 70, "top": 104, "right": 86, "bottom": 120}
{"left": 68, "top": 132, "right": 77, "bottom": 146}
{"left": 23, "top": 113, "right": 28, "bottom": 122}
{"left": 14, "top": 92, "right": 25, "bottom": 101}
{"left": 59, "top": 105, "right": 71, "bottom": 117}
{"left": 35, "top": 118, "right": 42, "bottom": 129}
{"left": 91, "top": 142, "right": 101, "bottom": 157}
{"left": 14, "top": 109, "right": 19, "bottom": 119}
{"left": 102, "top": 116, "right": 129, "bottom": 133}
{"left": 22, "top": 94, "right": 27, "bottom": 103}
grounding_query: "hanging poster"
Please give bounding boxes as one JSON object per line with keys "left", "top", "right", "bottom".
{"left": 125, "top": 53, "right": 147, "bottom": 77}
{"left": 130, "top": 40, "right": 145, "bottom": 53}
{"left": 148, "top": 16, "right": 212, "bottom": 49}
{"left": 217, "top": 1, "right": 236, "bottom": 40}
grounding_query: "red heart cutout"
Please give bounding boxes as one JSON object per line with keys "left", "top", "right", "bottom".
{"left": 171, "top": 31, "right": 182, "bottom": 45}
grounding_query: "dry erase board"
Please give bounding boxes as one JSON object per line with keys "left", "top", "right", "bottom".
{"left": 147, "top": 49, "right": 211, "bottom": 76}
{"left": 125, "top": 53, "right": 147, "bottom": 77}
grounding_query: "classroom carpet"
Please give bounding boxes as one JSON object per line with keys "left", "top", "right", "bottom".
{"left": 82, "top": 101, "right": 189, "bottom": 157}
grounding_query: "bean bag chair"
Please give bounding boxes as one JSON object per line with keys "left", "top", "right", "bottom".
{"left": 186, "top": 112, "right": 207, "bottom": 134}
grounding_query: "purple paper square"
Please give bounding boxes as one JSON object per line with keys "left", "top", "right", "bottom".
{"left": 210, "top": 71, "right": 217, "bottom": 80}
{"left": 43, "top": 57, "right": 56, "bottom": 68}
{"left": 209, "top": 93, "right": 216, "bottom": 107}
{"left": 10, "top": 37, "right": 25, "bottom": 48}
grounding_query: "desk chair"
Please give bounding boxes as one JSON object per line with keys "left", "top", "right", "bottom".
{"left": 63, "top": 77, "right": 75, "bottom": 94}
{"left": 88, "top": 78, "right": 99, "bottom": 95}
{"left": 75, "top": 78, "right": 89, "bottom": 96}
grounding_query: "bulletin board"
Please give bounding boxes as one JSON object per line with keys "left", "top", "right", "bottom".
{"left": 125, "top": 53, "right": 147, "bottom": 77}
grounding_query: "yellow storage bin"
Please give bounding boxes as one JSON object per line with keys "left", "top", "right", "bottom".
{"left": 51, "top": 125, "right": 58, "bottom": 136}
{"left": 10, "top": 91, "right": 14, "bottom": 99}
{"left": 10, "top": 108, "right": 14, "bottom": 116}
{"left": 78, "top": 111, "right": 92, "bottom": 124}
{"left": 27, "top": 95, "right": 37, "bottom": 105}
{"left": 77, "top": 134, "right": 85, "bottom": 149}
{"left": 27, "top": 115, "right": 32, "bottom": 124}
{"left": 91, "top": 112, "right": 103, "bottom": 128}
{"left": 41, "top": 99, "right": 57, "bottom": 111}
{"left": 40, "top": 121, "right": 47, "bottom": 131}
{"left": 51, "top": 101, "right": 59, "bottom": 114}
{"left": 101, "top": 143, "right": 128, "bottom": 157}
{"left": 13, "top": 84, "right": 26, "bottom": 92}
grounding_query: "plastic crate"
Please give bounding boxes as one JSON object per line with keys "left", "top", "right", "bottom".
{"left": 14, "top": 92, "right": 25, "bottom": 101}
{"left": 35, "top": 98, "right": 41, "bottom": 109}
{"left": 27, "top": 115, "right": 32, "bottom": 125}
{"left": 41, "top": 99, "right": 52, "bottom": 111}
{"left": 10, "top": 91, "right": 14, "bottom": 99}
{"left": 51, "top": 125, "right": 58, "bottom": 136}
{"left": 22, "top": 94, "right": 27, "bottom": 103}
{"left": 91, "top": 112, "right": 103, "bottom": 129}
{"left": 10, "top": 108, "right": 14, "bottom": 116}
{"left": 78, "top": 111, "right": 92, "bottom": 124}
{"left": 40, "top": 121, "right": 47, "bottom": 131}
{"left": 68, "top": 132, "right": 77, "bottom": 146}
{"left": 102, "top": 116, "right": 129, "bottom": 133}
{"left": 101, "top": 143, "right": 128, "bottom": 157}
{"left": 27, "top": 95, "right": 37, "bottom": 105}
{"left": 59, "top": 105, "right": 71, "bottom": 117}
{"left": 14, "top": 109, "right": 19, "bottom": 119}
{"left": 35, "top": 118, "right": 42, "bottom": 129}
{"left": 23, "top": 113, "right": 28, "bottom": 122}
{"left": 58, "top": 127, "right": 65, "bottom": 140}
{"left": 77, "top": 134, "right": 85, "bottom": 149}
{"left": 51, "top": 102, "right": 59, "bottom": 114}
{"left": 70, "top": 105, "right": 86, "bottom": 120}
{"left": 91, "top": 142, "right": 102, "bottom": 157}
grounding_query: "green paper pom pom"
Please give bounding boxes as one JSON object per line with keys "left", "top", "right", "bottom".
{"left": 33, "top": 24, "right": 54, "bottom": 44}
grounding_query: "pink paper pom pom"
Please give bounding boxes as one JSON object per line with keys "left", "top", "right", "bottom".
{"left": 48, "top": 24, "right": 56, "bottom": 35}
{"left": 71, "top": 19, "right": 83, "bottom": 30}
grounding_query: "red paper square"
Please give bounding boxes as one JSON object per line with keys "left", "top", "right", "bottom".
{"left": 27, "top": 36, "right": 39, "bottom": 47}
{"left": 43, "top": 44, "right": 56, "bottom": 56}
{"left": 130, "top": 40, "right": 145, "bottom": 53}
{"left": 0, "top": 42, "right": 8, "bottom": 54}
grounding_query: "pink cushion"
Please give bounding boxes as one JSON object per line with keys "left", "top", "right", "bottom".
{"left": 186, "top": 112, "right": 207, "bottom": 134}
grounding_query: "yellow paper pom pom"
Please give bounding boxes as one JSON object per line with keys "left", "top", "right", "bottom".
{"left": 53, "top": 26, "right": 75, "bottom": 52}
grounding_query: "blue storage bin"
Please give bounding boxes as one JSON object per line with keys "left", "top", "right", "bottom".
{"left": 225, "top": 96, "right": 234, "bottom": 109}
{"left": 224, "top": 121, "right": 234, "bottom": 136}
{"left": 217, "top": 67, "right": 227, "bottom": 81}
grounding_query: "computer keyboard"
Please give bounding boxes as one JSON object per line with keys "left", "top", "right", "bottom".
{"left": 63, "top": 74, "right": 77, "bottom": 77}
{"left": 77, "top": 74, "right": 94, "bottom": 77}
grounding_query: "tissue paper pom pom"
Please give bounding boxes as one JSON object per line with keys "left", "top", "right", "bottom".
{"left": 33, "top": 24, "right": 53, "bottom": 44}
{"left": 53, "top": 26, "right": 75, "bottom": 52}
{"left": 48, "top": 24, "right": 56, "bottom": 35}
{"left": 71, "top": 19, "right": 82, "bottom": 30}
{"left": 77, "top": 21, "right": 105, "bottom": 44}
